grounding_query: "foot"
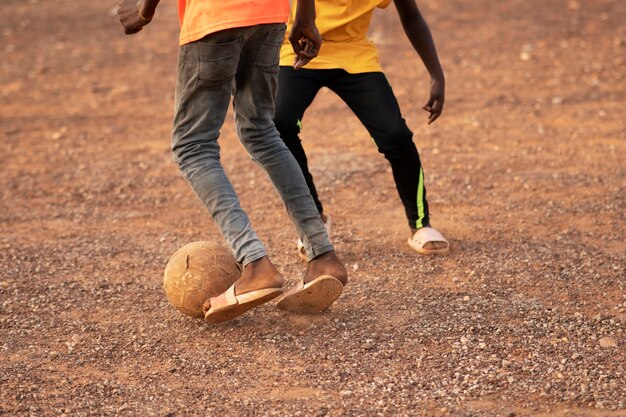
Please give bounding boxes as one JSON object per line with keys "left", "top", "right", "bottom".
{"left": 202, "top": 256, "right": 284, "bottom": 313}
{"left": 408, "top": 227, "right": 449, "bottom": 254}
{"left": 410, "top": 227, "right": 448, "bottom": 251}
{"left": 276, "top": 250, "right": 346, "bottom": 314}
{"left": 303, "top": 250, "right": 348, "bottom": 286}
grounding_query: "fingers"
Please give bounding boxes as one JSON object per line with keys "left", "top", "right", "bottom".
{"left": 422, "top": 94, "right": 435, "bottom": 111}
{"left": 292, "top": 38, "right": 319, "bottom": 70}
{"left": 289, "top": 34, "right": 302, "bottom": 57}
{"left": 294, "top": 55, "right": 313, "bottom": 70}
{"left": 423, "top": 96, "right": 444, "bottom": 125}
{"left": 427, "top": 109, "right": 441, "bottom": 124}
{"left": 293, "top": 57, "right": 307, "bottom": 70}
{"left": 125, "top": 26, "right": 143, "bottom": 35}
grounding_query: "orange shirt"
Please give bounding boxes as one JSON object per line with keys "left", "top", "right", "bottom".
{"left": 178, "top": 0, "right": 291, "bottom": 45}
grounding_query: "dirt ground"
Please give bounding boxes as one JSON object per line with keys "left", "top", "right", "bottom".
{"left": 1, "top": 0, "right": 624, "bottom": 416}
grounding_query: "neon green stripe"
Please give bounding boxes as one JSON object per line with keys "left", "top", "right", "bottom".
{"left": 415, "top": 167, "right": 425, "bottom": 229}
{"left": 296, "top": 119, "right": 302, "bottom": 131}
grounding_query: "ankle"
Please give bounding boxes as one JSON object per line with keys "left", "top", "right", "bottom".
{"left": 237, "top": 256, "right": 284, "bottom": 294}
{"left": 307, "top": 251, "right": 348, "bottom": 285}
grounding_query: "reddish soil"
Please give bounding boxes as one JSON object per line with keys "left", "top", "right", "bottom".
{"left": 1, "top": 0, "right": 624, "bottom": 416}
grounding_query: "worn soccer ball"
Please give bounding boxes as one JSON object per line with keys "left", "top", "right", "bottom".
{"left": 163, "top": 241, "right": 241, "bottom": 318}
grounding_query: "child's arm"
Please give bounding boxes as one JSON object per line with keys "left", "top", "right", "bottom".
{"left": 290, "top": 0, "right": 323, "bottom": 70}
{"left": 118, "top": 0, "right": 161, "bottom": 35}
{"left": 393, "top": 0, "right": 444, "bottom": 124}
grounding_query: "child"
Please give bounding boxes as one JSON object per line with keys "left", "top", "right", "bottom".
{"left": 274, "top": 0, "right": 450, "bottom": 256}
{"left": 117, "top": 0, "right": 348, "bottom": 322}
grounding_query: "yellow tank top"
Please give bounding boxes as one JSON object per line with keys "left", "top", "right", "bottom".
{"left": 280, "top": 0, "right": 393, "bottom": 73}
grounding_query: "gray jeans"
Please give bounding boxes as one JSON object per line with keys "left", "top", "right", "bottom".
{"left": 172, "top": 23, "right": 333, "bottom": 266}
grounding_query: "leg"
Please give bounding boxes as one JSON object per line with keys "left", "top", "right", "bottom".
{"left": 328, "top": 71, "right": 430, "bottom": 230}
{"left": 329, "top": 71, "right": 448, "bottom": 252}
{"left": 274, "top": 66, "right": 326, "bottom": 215}
{"left": 232, "top": 24, "right": 339, "bottom": 265}
{"left": 171, "top": 29, "right": 267, "bottom": 266}
{"left": 232, "top": 24, "right": 347, "bottom": 314}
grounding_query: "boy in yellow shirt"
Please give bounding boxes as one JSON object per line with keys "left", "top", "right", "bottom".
{"left": 275, "top": 0, "right": 450, "bottom": 256}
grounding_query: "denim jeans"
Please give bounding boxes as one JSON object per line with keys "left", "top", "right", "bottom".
{"left": 171, "top": 23, "right": 333, "bottom": 266}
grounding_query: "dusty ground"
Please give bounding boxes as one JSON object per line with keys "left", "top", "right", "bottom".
{"left": 1, "top": 0, "right": 624, "bottom": 416}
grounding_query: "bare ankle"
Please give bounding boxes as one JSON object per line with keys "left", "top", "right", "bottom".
{"left": 306, "top": 251, "right": 348, "bottom": 285}
{"left": 237, "top": 256, "right": 284, "bottom": 294}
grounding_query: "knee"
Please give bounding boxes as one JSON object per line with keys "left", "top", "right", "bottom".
{"left": 375, "top": 124, "right": 415, "bottom": 156}
{"left": 243, "top": 127, "right": 290, "bottom": 162}
{"left": 171, "top": 132, "right": 220, "bottom": 177}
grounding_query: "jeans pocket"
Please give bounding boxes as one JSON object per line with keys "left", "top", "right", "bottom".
{"left": 197, "top": 37, "right": 243, "bottom": 88}
{"left": 254, "top": 25, "right": 286, "bottom": 73}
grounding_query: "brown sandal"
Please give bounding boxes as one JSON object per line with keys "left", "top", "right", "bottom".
{"left": 204, "top": 284, "right": 283, "bottom": 324}
{"left": 276, "top": 275, "right": 343, "bottom": 314}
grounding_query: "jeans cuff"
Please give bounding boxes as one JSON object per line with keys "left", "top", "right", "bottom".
{"left": 241, "top": 249, "right": 267, "bottom": 267}
{"left": 306, "top": 244, "right": 334, "bottom": 262}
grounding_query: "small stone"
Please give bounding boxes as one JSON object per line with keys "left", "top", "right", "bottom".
{"left": 463, "top": 295, "right": 471, "bottom": 302}
{"left": 599, "top": 337, "right": 617, "bottom": 348}
{"left": 352, "top": 263, "right": 359, "bottom": 271}
{"left": 551, "top": 96, "right": 563, "bottom": 105}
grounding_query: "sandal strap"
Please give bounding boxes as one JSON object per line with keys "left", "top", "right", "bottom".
{"left": 209, "top": 284, "right": 238, "bottom": 311}
{"left": 411, "top": 227, "right": 447, "bottom": 247}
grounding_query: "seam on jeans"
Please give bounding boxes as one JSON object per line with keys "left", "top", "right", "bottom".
{"left": 196, "top": 36, "right": 244, "bottom": 62}
{"left": 194, "top": 42, "right": 200, "bottom": 92}
{"left": 254, "top": 25, "right": 286, "bottom": 70}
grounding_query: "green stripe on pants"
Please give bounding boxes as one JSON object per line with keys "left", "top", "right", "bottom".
{"left": 415, "top": 167, "right": 425, "bottom": 229}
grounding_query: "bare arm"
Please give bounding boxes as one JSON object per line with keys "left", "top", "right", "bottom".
{"left": 393, "top": 0, "right": 445, "bottom": 124}
{"left": 289, "top": 0, "right": 323, "bottom": 70}
{"left": 118, "top": 0, "right": 161, "bottom": 35}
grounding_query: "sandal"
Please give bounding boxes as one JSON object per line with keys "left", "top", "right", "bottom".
{"left": 276, "top": 275, "right": 343, "bottom": 314}
{"left": 407, "top": 227, "right": 449, "bottom": 255}
{"left": 204, "top": 283, "right": 283, "bottom": 324}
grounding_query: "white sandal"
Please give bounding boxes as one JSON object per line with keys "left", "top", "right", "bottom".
{"left": 407, "top": 227, "right": 449, "bottom": 255}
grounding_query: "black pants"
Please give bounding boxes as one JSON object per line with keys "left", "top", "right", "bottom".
{"left": 274, "top": 67, "right": 430, "bottom": 229}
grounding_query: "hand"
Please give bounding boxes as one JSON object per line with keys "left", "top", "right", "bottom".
{"left": 117, "top": 0, "right": 152, "bottom": 35}
{"left": 289, "top": 22, "right": 322, "bottom": 70}
{"left": 422, "top": 76, "right": 445, "bottom": 124}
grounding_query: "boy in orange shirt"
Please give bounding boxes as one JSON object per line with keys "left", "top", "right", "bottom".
{"left": 117, "top": 0, "right": 348, "bottom": 322}
{"left": 275, "top": 0, "right": 450, "bottom": 256}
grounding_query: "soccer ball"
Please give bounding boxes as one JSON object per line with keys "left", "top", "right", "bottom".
{"left": 164, "top": 241, "right": 241, "bottom": 318}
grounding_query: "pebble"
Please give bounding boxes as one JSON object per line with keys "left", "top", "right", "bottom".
{"left": 599, "top": 337, "right": 618, "bottom": 348}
